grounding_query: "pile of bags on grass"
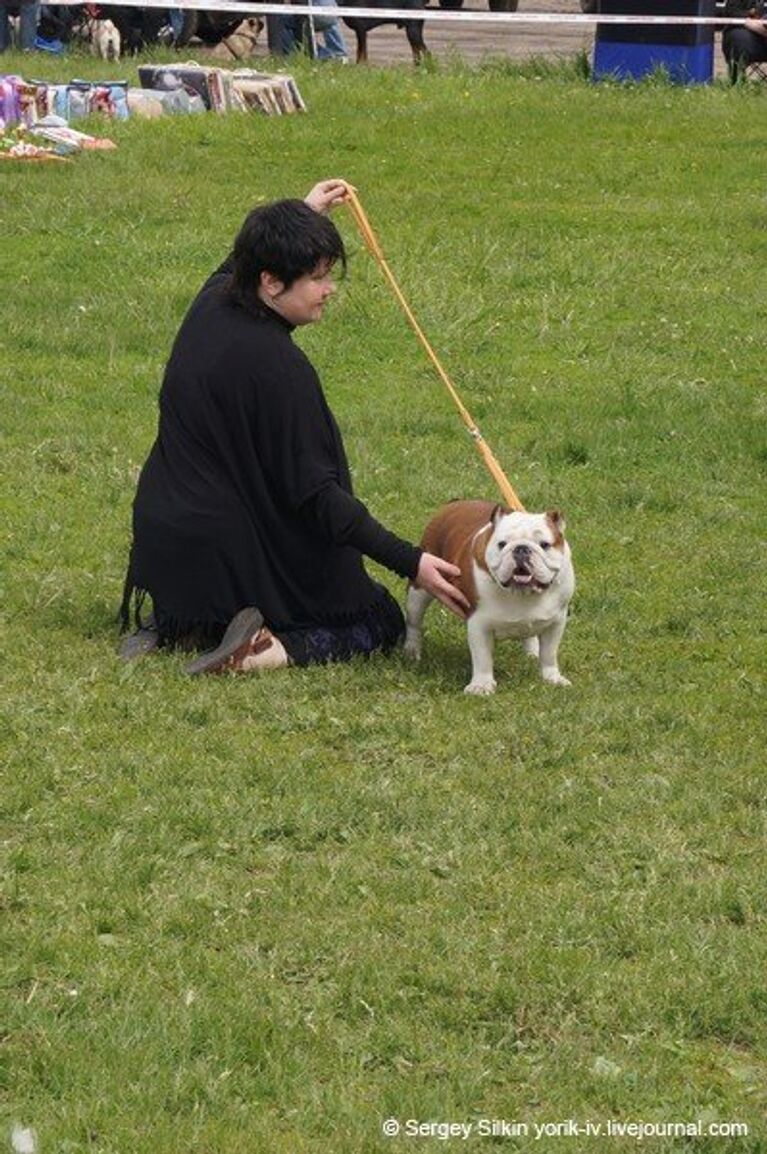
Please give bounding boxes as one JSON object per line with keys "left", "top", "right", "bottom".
{"left": 131, "top": 64, "right": 306, "bottom": 117}
{"left": 0, "top": 62, "right": 305, "bottom": 129}
{"left": 1, "top": 75, "right": 131, "bottom": 126}
{"left": 1, "top": 75, "right": 119, "bottom": 160}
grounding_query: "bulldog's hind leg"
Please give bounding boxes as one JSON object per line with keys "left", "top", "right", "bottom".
{"left": 522, "top": 636, "right": 539, "bottom": 661}
{"left": 403, "top": 584, "right": 433, "bottom": 661}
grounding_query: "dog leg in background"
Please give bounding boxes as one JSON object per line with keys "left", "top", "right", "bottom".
{"left": 404, "top": 18, "right": 427, "bottom": 63}
{"left": 105, "top": 21, "right": 120, "bottom": 61}
{"left": 352, "top": 25, "right": 368, "bottom": 62}
{"left": 403, "top": 585, "right": 433, "bottom": 662}
{"left": 465, "top": 616, "right": 496, "bottom": 696}
{"left": 537, "top": 618, "right": 570, "bottom": 687}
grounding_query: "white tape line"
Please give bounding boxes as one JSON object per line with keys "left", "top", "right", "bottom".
{"left": 50, "top": 0, "right": 747, "bottom": 25}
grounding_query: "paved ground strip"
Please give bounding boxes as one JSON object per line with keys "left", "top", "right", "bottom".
{"left": 221, "top": 0, "right": 729, "bottom": 76}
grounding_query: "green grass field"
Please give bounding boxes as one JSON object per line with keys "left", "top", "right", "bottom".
{"left": 1, "top": 47, "right": 766, "bottom": 1153}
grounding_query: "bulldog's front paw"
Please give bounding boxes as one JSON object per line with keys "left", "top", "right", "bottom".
{"left": 464, "top": 677, "right": 497, "bottom": 696}
{"left": 542, "top": 669, "right": 571, "bottom": 687}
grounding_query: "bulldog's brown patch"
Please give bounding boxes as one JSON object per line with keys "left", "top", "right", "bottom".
{"left": 546, "top": 509, "right": 566, "bottom": 550}
{"left": 421, "top": 500, "right": 502, "bottom": 613}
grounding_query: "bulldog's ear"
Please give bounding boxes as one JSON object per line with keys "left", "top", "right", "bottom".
{"left": 546, "top": 509, "right": 566, "bottom": 538}
{"left": 490, "top": 504, "right": 508, "bottom": 527}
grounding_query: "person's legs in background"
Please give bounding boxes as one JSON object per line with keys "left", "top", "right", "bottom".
{"left": 278, "top": 8, "right": 303, "bottom": 53}
{"left": 318, "top": 19, "right": 347, "bottom": 60}
{"left": 313, "top": 0, "right": 347, "bottom": 60}
{"left": 18, "top": 0, "right": 39, "bottom": 48}
{"left": 167, "top": 8, "right": 185, "bottom": 42}
{"left": 270, "top": 1, "right": 345, "bottom": 60}
{"left": 0, "top": 6, "right": 11, "bottom": 52}
{"left": 722, "top": 25, "right": 767, "bottom": 81}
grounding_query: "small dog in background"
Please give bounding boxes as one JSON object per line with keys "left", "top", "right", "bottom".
{"left": 89, "top": 16, "right": 121, "bottom": 60}
{"left": 71, "top": 7, "right": 121, "bottom": 59}
{"left": 405, "top": 500, "right": 575, "bottom": 695}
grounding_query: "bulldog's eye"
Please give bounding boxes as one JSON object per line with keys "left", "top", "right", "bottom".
{"left": 496, "top": 540, "right": 507, "bottom": 550}
{"left": 540, "top": 541, "right": 551, "bottom": 550}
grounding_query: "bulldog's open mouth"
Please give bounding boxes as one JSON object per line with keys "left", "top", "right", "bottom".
{"left": 503, "top": 566, "right": 546, "bottom": 592}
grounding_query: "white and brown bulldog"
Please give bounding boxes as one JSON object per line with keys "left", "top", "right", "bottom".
{"left": 404, "top": 500, "right": 575, "bottom": 695}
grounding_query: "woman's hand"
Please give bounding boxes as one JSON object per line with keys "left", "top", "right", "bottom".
{"left": 305, "top": 179, "right": 351, "bottom": 215}
{"left": 415, "top": 553, "right": 470, "bottom": 619}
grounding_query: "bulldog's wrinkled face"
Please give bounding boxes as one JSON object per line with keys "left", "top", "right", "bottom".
{"left": 486, "top": 508, "right": 568, "bottom": 593}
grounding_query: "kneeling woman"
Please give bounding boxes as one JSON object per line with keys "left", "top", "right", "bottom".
{"left": 120, "top": 179, "right": 467, "bottom": 674}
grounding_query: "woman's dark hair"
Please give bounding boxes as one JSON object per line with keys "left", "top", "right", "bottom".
{"left": 229, "top": 199, "right": 346, "bottom": 311}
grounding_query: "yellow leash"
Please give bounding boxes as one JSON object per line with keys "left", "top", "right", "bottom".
{"left": 342, "top": 183, "right": 525, "bottom": 513}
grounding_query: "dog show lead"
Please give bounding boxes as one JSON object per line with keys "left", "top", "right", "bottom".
{"left": 119, "top": 178, "right": 469, "bottom": 675}
{"left": 341, "top": 181, "right": 525, "bottom": 514}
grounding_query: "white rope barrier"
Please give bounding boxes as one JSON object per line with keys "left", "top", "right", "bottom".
{"left": 48, "top": 1, "right": 748, "bottom": 26}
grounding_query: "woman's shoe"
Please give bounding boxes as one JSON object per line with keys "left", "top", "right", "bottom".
{"left": 185, "top": 607, "right": 264, "bottom": 676}
{"left": 118, "top": 621, "right": 159, "bottom": 661}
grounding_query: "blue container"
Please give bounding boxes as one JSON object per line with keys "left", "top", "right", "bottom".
{"left": 593, "top": 0, "right": 716, "bottom": 84}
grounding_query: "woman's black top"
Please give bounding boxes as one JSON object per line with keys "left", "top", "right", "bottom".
{"left": 123, "top": 260, "right": 421, "bottom": 639}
